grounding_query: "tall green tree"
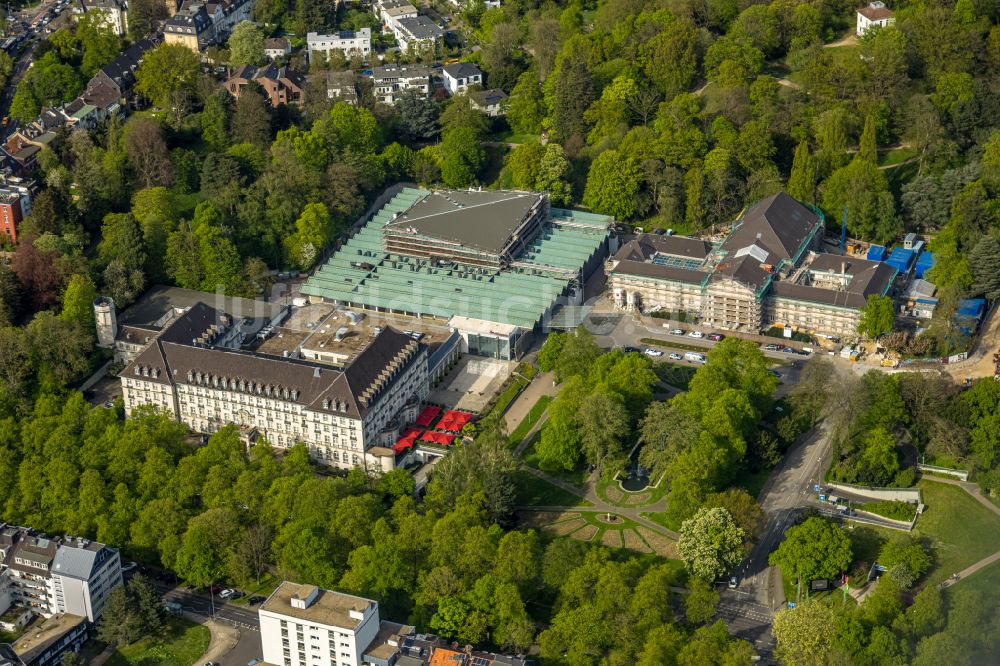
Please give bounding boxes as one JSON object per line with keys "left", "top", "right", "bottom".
{"left": 769, "top": 517, "right": 852, "bottom": 583}
{"left": 858, "top": 294, "right": 895, "bottom": 339}
{"left": 551, "top": 53, "right": 594, "bottom": 140}
{"left": 788, "top": 141, "right": 816, "bottom": 204}
{"left": 583, "top": 150, "right": 641, "bottom": 219}
{"left": 135, "top": 43, "right": 201, "bottom": 114}
{"left": 228, "top": 21, "right": 265, "bottom": 66}
{"left": 857, "top": 114, "right": 878, "bottom": 165}
{"left": 678, "top": 507, "right": 745, "bottom": 581}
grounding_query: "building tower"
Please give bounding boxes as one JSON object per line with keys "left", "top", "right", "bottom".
{"left": 94, "top": 296, "right": 117, "bottom": 348}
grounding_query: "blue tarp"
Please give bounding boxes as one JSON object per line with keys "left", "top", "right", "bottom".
{"left": 867, "top": 245, "right": 887, "bottom": 262}
{"left": 956, "top": 298, "right": 986, "bottom": 319}
{"left": 914, "top": 251, "right": 935, "bottom": 279}
{"left": 886, "top": 247, "right": 915, "bottom": 274}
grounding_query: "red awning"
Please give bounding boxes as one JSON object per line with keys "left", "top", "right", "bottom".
{"left": 419, "top": 430, "right": 455, "bottom": 446}
{"left": 414, "top": 405, "right": 441, "bottom": 427}
{"left": 392, "top": 427, "right": 422, "bottom": 454}
{"left": 437, "top": 410, "right": 474, "bottom": 432}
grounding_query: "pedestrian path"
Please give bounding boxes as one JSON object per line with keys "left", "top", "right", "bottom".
{"left": 503, "top": 370, "right": 557, "bottom": 434}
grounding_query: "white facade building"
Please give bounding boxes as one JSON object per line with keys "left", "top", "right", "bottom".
{"left": 442, "top": 62, "right": 483, "bottom": 95}
{"left": 259, "top": 582, "right": 380, "bottom": 666}
{"left": 370, "top": 63, "right": 431, "bottom": 104}
{"left": 857, "top": 1, "right": 894, "bottom": 35}
{"left": 393, "top": 15, "right": 442, "bottom": 52}
{"left": 120, "top": 302, "right": 429, "bottom": 472}
{"left": 307, "top": 29, "right": 372, "bottom": 62}
{"left": 0, "top": 526, "right": 122, "bottom": 624}
{"left": 75, "top": 0, "right": 128, "bottom": 36}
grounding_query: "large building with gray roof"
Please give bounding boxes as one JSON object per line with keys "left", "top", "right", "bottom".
{"left": 120, "top": 302, "right": 429, "bottom": 471}
{"left": 302, "top": 188, "right": 614, "bottom": 360}
{"left": 608, "top": 193, "right": 897, "bottom": 338}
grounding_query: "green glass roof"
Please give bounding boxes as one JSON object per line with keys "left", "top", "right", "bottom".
{"left": 301, "top": 189, "right": 612, "bottom": 328}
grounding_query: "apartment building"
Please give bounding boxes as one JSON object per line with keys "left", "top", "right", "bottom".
{"left": 375, "top": 0, "right": 417, "bottom": 33}
{"left": 607, "top": 193, "right": 897, "bottom": 338}
{"left": 258, "top": 581, "right": 532, "bottom": 666}
{"left": 393, "top": 16, "right": 442, "bottom": 51}
{"left": 0, "top": 177, "right": 34, "bottom": 245}
{"left": 327, "top": 71, "right": 359, "bottom": 106}
{"left": 226, "top": 65, "right": 305, "bottom": 106}
{"left": 74, "top": 0, "right": 127, "bottom": 35}
{"left": 120, "top": 301, "right": 429, "bottom": 472}
{"left": 0, "top": 526, "right": 122, "bottom": 624}
{"left": 259, "top": 582, "right": 380, "bottom": 666}
{"left": 370, "top": 63, "right": 431, "bottom": 104}
{"left": 164, "top": 0, "right": 254, "bottom": 52}
{"left": 306, "top": 29, "right": 372, "bottom": 62}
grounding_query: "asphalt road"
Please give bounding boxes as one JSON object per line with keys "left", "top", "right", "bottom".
{"left": 150, "top": 580, "right": 264, "bottom": 666}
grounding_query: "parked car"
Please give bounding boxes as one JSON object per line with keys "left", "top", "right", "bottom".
{"left": 668, "top": 352, "right": 683, "bottom": 361}
{"left": 121, "top": 561, "right": 138, "bottom": 574}
{"left": 728, "top": 575, "right": 738, "bottom": 589}
{"left": 782, "top": 347, "right": 796, "bottom": 353}
{"left": 707, "top": 333, "right": 724, "bottom": 342}
{"left": 644, "top": 348, "right": 664, "bottom": 358}
{"left": 769, "top": 369, "right": 781, "bottom": 378}
{"left": 209, "top": 584, "right": 224, "bottom": 595}
{"left": 219, "top": 588, "right": 236, "bottom": 599}
{"left": 669, "top": 328, "right": 685, "bottom": 335}
{"left": 764, "top": 343, "right": 780, "bottom": 351}
{"left": 622, "top": 346, "right": 640, "bottom": 353}
{"left": 229, "top": 590, "right": 244, "bottom": 600}
{"left": 248, "top": 595, "right": 266, "bottom": 607}
{"left": 688, "top": 331, "right": 704, "bottom": 338}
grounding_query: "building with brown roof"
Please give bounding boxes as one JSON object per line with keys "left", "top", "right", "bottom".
{"left": 607, "top": 193, "right": 897, "bottom": 338}
{"left": 857, "top": 1, "right": 894, "bottom": 35}
{"left": 120, "top": 301, "right": 430, "bottom": 472}
{"left": 226, "top": 65, "right": 305, "bottom": 106}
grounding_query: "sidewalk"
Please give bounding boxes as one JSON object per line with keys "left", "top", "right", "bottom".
{"left": 188, "top": 614, "right": 240, "bottom": 666}
{"left": 503, "top": 370, "right": 557, "bottom": 434}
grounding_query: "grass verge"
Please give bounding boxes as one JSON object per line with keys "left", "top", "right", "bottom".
{"left": 508, "top": 395, "right": 553, "bottom": 446}
{"left": 514, "top": 470, "right": 590, "bottom": 508}
{"left": 104, "top": 617, "right": 210, "bottom": 666}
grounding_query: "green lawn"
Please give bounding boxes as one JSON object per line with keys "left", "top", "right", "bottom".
{"left": 490, "top": 130, "right": 539, "bottom": 145}
{"left": 954, "top": 555, "right": 1000, "bottom": 597}
{"left": 168, "top": 189, "right": 204, "bottom": 218}
{"left": 508, "top": 395, "right": 553, "bottom": 446}
{"left": 104, "top": 617, "right": 210, "bottom": 666}
{"left": 911, "top": 480, "right": 1000, "bottom": 585}
{"left": 514, "top": 469, "right": 591, "bottom": 508}
{"left": 885, "top": 160, "right": 919, "bottom": 198}
{"left": 878, "top": 146, "right": 917, "bottom": 167}
{"left": 842, "top": 480, "right": 1000, "bottom": 587}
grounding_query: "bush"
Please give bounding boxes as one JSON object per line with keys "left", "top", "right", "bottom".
{"left": 859, "top": 500, "right": 917, "bottom": 521}
{"left": 892, "top": 467, "right": 917, "bottom": 488}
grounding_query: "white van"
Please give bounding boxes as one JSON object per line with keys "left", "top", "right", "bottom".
{"left": 684, "top": 352, "right": 706, "bottom": 364}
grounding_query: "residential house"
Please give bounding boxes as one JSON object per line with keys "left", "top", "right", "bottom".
{"left": 394, "top": 15, "right": 442, "bottom": 52}
{"left": 857, "top": 1, "right": 894, "bottom": 35}
{"left": 226, "top": 65, "right": 305, "bottom": 106}
{"left": 88, "top": 37, "right": 160, "bottom": 100}
{"left": 471, "top": 88, "right": 507, "bottom": 117}
{"left": 264, "top": 36, "right": 291, "bottom": 59}
{"left": 1, "top": 126, "right": 58, "bottom": 174}
{"left": 0, "top": 176, "right": 34, "bottom": 245}
{"left": 164, "top": 0, "right": 254, "bottom": 52}
{"left": 74, "top": 0, "right": 127, "bottom": 36}
{"left": 370, "top": 62, "right": 430, "bottom": 104}
{"left": 306, "top": 29, "right": 372, "bottom": 62}
{"left": 326, "top": 70, "right": 359, "bottom": 106}
{"left": 163, "top": 4, "right": 212, "bottom": 50}
{"left": 375, "top": 0, "right": 417, "bottom": 33}
{"left": 442, "top": 62, "right": 482, "bottom": 94}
